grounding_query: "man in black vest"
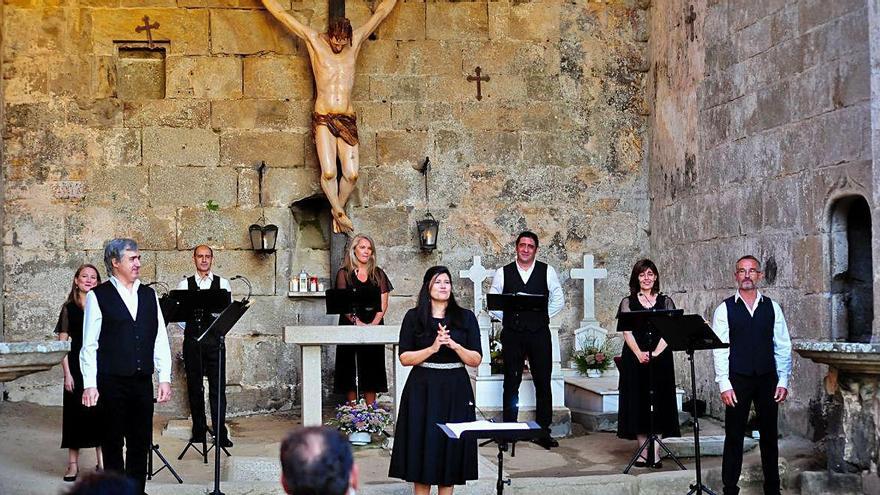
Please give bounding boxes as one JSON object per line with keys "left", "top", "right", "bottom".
{"left": 489, "top": 231, "right": 565, "bottom": 449}
{"left": 712, "top": 255, "right": 792, "bottom": 495}
{"left": 175, "top": 244, "right": 233, "bottom": 447}
{"left": 80, "top": 238, "right": 172, "bottom": 495}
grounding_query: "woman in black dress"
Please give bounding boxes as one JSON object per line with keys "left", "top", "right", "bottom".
{"left": 333, "top": 234, "right": 394, "bottom": 405}
{"left": 616, "top": 259, "right": 680, "bottom": 468}
{"left": 389, "top": 266, "right": 482, "bottom": 495}
{"left": 56, "top": 264, "right": 104, "bottom": 482}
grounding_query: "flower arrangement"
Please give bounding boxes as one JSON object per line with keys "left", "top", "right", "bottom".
{"left": 326, "top": 400, "right": 392, "bottom": 435}
{"left": 489, "top": 329, "right": 504, "bottom": 375}
{"left": 572, "top": 336, "right": 616, "bottom": 375}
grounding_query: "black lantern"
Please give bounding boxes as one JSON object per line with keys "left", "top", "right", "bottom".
{"left": 417, "top": 212, "right": 439, "bottom": 251}
{"left": 250, "top": 161, "right": 279, "bottom": 254}
{"left": 415, "top": 157, "right": 439, "bottom": 251}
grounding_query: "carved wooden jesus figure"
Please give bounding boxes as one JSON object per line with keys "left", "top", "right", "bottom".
{"left": 262, "top": 0, "right": 399, "bottom": 232}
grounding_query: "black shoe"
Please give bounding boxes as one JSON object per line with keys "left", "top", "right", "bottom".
{"left": 532, "top": 435, "right": 558, "bottom": 450}
{"left": 634, "top": 460, "right": 648, "bottom": 468}
{"left": 220, "top": 437, "right": 234, "bottom": 448}
{"left": 651, "top": 461, "right": 663, "bottom": 469}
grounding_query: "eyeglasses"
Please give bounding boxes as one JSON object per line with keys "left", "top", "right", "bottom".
{"left": 735, "top": 268, "right": 760, "bottom": 276}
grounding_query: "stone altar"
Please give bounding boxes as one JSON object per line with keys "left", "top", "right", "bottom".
{"left": 0, "top": 341, "right": 70, "bottom": 383}
{"left": 283, "top": 324, "right": 407, "bottom": 427}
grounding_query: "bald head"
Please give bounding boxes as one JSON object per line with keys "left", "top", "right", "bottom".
{"left": 280, "top": 427, "right": 355, "bottom": 495}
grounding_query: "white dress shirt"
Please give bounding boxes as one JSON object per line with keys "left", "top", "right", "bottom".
{"left": 175, "top": 272, "right": 231, "bottom": 330}
{"left": 488, "top": 261, "right": 565, "bottom": 320}
{"left": 711, "top": 290, "right": 792, "bottom": 393}
{"left": 79, "top": 276, "right": 173, "bottom": 389}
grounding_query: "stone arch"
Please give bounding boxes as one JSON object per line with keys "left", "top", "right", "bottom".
{"left": 828, "top": 195, "right": 873, "bottom": 343}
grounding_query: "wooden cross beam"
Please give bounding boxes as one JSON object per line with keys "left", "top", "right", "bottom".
{"left": 135, "top": 15, "right": 160, "bottom": 49}
{"left": 466, "top": 66, "right": 490, "bottom": 101}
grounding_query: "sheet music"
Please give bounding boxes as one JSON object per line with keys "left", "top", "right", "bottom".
{"left": 444, "top": 421, "right": 530, "bottom": 439}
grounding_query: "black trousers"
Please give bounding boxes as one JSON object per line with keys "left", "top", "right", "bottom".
{"left": 97, "top": 373, "right": 153, "bottom": 495}
{"left": 501, "top": 329, "right": 553, "bottom": 430}
{"left": 722, "top": 372, "right": 780, "bottom": 495}
{"left": 183, "top": 336, "right": 227, "bottom": 440}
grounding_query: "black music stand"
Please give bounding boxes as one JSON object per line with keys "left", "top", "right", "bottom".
{"left": 148, "top": 399, "right": 183, "bottom": 484}
{"left": 486, "top": 293, "right": 549, "bottom": 316}
{"left": 198, "top": 298, "right": 251, "bottom": 495}
{"left": 325, "top": 287, "right": 382, "bottom": 399}
{"left": 168, "top": 289, "right": 232, "bottom": 464}
{"left": 651, "top": 314, "right": 728, "bottom": 495}
{"left": 616, "top": 308, "right": 687, "bottom": 473}
{"left": 440, "top": 421, "right": 544, "bottom": 495}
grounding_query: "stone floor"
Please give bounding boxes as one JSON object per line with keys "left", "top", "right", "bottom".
{"left": 0, "top": 400, "right": 821, "bottom": 495}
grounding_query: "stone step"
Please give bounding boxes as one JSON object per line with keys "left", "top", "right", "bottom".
{"left": 564, "top": 375, "right": 685, "bottom": 413}
{"left": 569, "top": 407, "right": 692, "bottom": 433}
{"left": 662, "top": 435, "right": 757, "bottom": 457}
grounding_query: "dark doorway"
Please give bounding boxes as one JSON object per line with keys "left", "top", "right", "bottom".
{"left": 829, "top": 196, "right": 874, "bottom": 343}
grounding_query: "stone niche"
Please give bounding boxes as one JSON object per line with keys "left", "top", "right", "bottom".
{"left": 116, "top": 43, "right": 168, "bottom": 100}
{"left": 289, "top": 196, "right": 332, "bottom": 288}
{"left": 829, "top": 195, "right": 874, "bottom": 343}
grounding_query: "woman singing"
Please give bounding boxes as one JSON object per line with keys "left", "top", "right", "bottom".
{"left": 616, "top": 259, "right": 681, "bottom": 468}
{"left": 56, "top": 264, "right": 104, "bottom": 481}
{"left": 333, "top": 234, "right": 394, "bottom": 405}
{"left": 389, "top": 266, "right": 482, "bottom": 495}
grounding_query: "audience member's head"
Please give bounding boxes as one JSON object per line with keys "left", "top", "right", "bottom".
{"left": 280, "top": 426, "right": 358, "bottom": 495}
{"left": 66, "top": 471, "right": 137, "bottom": 495}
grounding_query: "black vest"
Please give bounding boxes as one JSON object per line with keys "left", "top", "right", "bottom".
{"left": 93, "top": 281, "right": 159, "bottom": 377}
{"left": 726, "top": 295, "right": 777, "bottom": 376}
{"left": 501, "top": 261, "right": 550, "bottom": 332}
{"left": 184, "top": 275, "right": 223, "bottom": 341}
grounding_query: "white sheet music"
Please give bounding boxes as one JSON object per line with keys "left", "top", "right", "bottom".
{"left": 444, "top": 421, "right": 530, "bottom": 439}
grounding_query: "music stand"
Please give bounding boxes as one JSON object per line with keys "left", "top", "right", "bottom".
{"left": 440, "top": 421, "right": 544, "bottom": 495}
{"left": 198, "top": 298, "right": 251, "bottom": 495}
{"left": 486, "top": 293, "right": 549, "bottom": 315}
{"left": 325, "top": 287, "right": 381, "bottom": 399}
{"left": 168, "top": 289, "right": 233, "bottom": 463}
{"left": 616, "top": 308, "right": 687, "bottom": 473}
{"left": 651, "top": 314, "right": 728, "bottom": 495}
{"left": 148, "top": 398, "right": 183, "bottom": 484}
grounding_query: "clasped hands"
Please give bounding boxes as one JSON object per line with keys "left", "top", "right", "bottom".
{"left": 431, "top": 323, "right": 461, "bottom": 352}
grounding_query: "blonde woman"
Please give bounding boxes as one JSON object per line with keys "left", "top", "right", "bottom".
{"left": 56, "top": 264, "right": 104, "bottom": 481}
{"left": 333, "top": 234, "right": 393, "bottom": 404}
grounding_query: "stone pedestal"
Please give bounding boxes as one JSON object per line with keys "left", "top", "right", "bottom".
{"left": 283, "top": 325, "right": 406, "bottom": 427}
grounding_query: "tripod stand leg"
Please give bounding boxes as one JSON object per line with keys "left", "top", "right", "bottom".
{"left": 623, "top": 436, "right": 653, "bottom": 474}
{"left": 151, "top": 444, "right": 184, "bottom": 484}
{"left": 653, "top": 436, "right": 687, "bottom": 470}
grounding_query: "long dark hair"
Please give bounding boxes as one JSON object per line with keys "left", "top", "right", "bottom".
{"left": 66, "top": 264, "right": 102, "bottom": 307}
{"left": 415, "top": 266, "right": 465, "bottom": 336}
{"left": 628, "top": 258, "right": 660, "bottom": 296}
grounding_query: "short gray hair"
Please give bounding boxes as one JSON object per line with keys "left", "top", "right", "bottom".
{"left": 103, "top": 238, "right": 139, "bottom": 276}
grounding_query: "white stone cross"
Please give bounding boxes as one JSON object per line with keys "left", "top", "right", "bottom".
{"left": 459, "top": 255, "right": 496, "bottom": 314}
{"left": 570, "top": 254, "right": 608, "bottom": 322}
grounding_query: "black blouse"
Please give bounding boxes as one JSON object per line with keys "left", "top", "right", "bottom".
{"left": 398, "top": 309, "right": 482, "bottom": 364}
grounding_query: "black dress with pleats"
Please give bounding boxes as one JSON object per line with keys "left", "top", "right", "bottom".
{"left": 616, "top": 294, "right": 681, "bottom": 440}
{"left": 389, "top": 309, "right": 482, "bottom": 486}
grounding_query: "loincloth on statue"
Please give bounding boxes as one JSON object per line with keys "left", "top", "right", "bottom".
{"left": 312, "top": 112, "right": 359, "bottom": 146}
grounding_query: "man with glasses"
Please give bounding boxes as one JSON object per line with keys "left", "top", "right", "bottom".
{"left": 489, "top": 231, "right": 565, "bottom": 449}
{"left": 712, "top": 255, "right": 792, "bottom": 495}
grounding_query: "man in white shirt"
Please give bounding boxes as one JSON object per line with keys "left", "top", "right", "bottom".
{"left": 712, "top": 255, "right": 792, "bottom": 495}
{"left": 176, "top": 244, "right": 232, "bottom": 447}
{"left": 80, "top": 238, "right": 172, "bottom": 494}
{"left": 489, "top": 231, "right": 565, "bottom": 449}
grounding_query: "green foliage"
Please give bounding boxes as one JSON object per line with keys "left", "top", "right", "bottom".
{"left": 205, "top": 200, "right": 219, "bottom": 211}
{"left": 326, "top": 400, "right": 392, "bottom": 435}
{"left": 572, "top": 336, "right": 616, "bottom": 375}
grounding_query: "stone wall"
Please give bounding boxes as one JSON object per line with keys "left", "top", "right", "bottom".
{"left": 647, "top": 0, "right": 875, "bottom": 437}
{"left": 1, "top": 0, "right": 649, "bottom": 415}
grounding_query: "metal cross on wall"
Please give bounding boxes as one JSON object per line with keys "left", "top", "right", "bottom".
{"left": 135, "top": 16, "right": 160, "bottom": 49}
{"left": 466, "top": 66, "right": 490, "bottom": 101}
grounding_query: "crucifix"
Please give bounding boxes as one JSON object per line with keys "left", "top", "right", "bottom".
{"left": 570, "top": 254, "right": 608, "bottom": 324}
{"left": 135, "top": 15, "right": 160, "bottom": 49}
{"left": 459, "top": 256, "right": 496, "bottom": 314}
{"left": 466, "top": 66, "right": 490, "bottom": 101}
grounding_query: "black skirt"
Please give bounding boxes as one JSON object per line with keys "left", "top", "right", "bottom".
{"left": 389, "top": 366, "right": 477, "bottom": 486}
{"left": 333, "top": 343, "right": 388, "bottom": 393}
{"left": 60, "top": 359, "right": 103, "bottom": 449}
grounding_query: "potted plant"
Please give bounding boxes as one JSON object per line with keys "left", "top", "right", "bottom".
{"left": 327, "top": 400, "right": 392, "bottom": 445}
{"left": 572, "top": 337, "right": 616, "bottom": 378}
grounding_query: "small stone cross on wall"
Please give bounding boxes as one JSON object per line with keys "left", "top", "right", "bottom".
{"left": 466, "top": 67, "right": 490, "bottom": 101}
{"left": 570, "top": 254, "right": 608, "bottom": 323}
{"left": 135, "top": 16, "right": 160, "bottom": 49}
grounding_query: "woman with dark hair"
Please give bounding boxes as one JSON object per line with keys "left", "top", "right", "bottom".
{"left": 333, "top": 234, "right": 393, "bottom": 405}
{"left": 56, "top": 264, "right": 104, "bottom": 481}
{"left": 389, "top": 266, "right": 482, "bottom": 495}
{"left": 616, "top": 259, "right": 681, "bottom": 468}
